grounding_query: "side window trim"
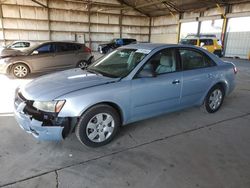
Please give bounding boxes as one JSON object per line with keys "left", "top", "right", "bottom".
{"left": 34, "top": 43, "right": 55, "bottom": 54}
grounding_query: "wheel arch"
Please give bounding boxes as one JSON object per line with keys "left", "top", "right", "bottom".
{"left": 201, "top": 81, "right": 228, "bottom": 105}
{"left": 8, "top": 61, "right": 32, "bottom": 74}
{"left": 79, "top": 101, "right": 124, "bottom": 125}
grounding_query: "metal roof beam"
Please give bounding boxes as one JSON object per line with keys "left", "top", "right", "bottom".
{"left": 117, "top": 0, "right": 150, "bottom": 17}
{"left": 31, "top": 0, "right": 48, "bottom": 8}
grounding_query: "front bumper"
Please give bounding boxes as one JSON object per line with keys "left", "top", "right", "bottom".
{"left": 14, "top": 101, "right": 64, "bottom": 141}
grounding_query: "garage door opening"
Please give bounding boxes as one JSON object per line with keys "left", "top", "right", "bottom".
{"left": 224, "top": 16, "right": 250, "bottom": 59}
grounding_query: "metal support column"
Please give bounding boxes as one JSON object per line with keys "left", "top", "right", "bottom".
{"left": 47, "top": 0, "right": 51, "bottom": 41}
{"left": 177, "top": 13, "right": 182, "bottom": 42}
{"left": 0, "top": 4, "right": 6, "bottom": 45}
{"left": 119, "top": 9, "right": 123, "bottom": 38}
{"left": 148, "top": 17, "right": 152, "bottom": 42}
{"left": 197, "top": 12, "right": 204, "bottom": 36}
{"left": 88, "top": 2, "right": 91, "bottom": 49}
{"left": 221, "top": 4, "right": 232, "bottom": 55}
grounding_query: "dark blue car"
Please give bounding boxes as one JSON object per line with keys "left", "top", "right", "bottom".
{"left": 98, "top": 38, "right": 137, "bottom": 54}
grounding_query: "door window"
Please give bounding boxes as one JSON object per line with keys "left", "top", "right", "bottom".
{"left": 56, "top": 43, "right": 77, "bottom": 52}
{"left": 140, "top": 48, "right": 178, "bottom": 75}
{"left": 199, "top": 39, "right": 213, "bottom": 46}
{"left": 35, "top": 44, "right": 55, "bottom": 54}
{"left": 11, "top": 42, "right": 30, "bottom": 48}
{"left": 179, "top": 49, "right": 215, "bottom": 70}
{"left": 180, "top": 39, "right": 198, "bottom": 45}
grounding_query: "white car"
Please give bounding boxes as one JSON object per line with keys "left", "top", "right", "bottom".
{"left": 2, "top": 41, "right": 38, "bottom": 51}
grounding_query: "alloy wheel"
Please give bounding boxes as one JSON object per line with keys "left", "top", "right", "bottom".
{"left": 86, "top": 113, "right": 115, "bottom": 143}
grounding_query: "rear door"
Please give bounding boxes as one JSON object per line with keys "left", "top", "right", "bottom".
{"left": 178, "top": 48, "right": 217, "bottom": 107}
{"left": 53, "top": 43, "right": 79, "bottom": 69}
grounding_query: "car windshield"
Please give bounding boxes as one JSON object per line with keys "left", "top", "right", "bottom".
{"left": 180, "top": 39, "right": 197, "bottom": 45}
{"left": 87, "top": 48, "right": 148, "bottom": 78}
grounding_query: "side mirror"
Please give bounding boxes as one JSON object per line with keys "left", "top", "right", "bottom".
{"left": 200, "top": 42, "right": 205, "bottom": 47}
{"left": 137, "top": 69, "right": 155, "bottom": 78}
{"left": 32, "top": 50, "right": 39, "bottom": 55}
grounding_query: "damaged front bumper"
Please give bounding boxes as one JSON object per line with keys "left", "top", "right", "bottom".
{"left": 14, "top": 93, "right": 68, "bottom": 141}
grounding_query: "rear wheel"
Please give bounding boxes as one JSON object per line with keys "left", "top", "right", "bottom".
{"left": 77, "top": 60, "right": 88, "bottom": 69}
{"left": 11, "top": 63, "right": 29, "bottom": 78}
{"left": 204, "top": 85, "right": 225, "bottom": 113}
{"left": 76, "top": 104, "right": 120, "bottom": 147}
{"left": 214, "top": 50, "right": 223, "bottom": 57}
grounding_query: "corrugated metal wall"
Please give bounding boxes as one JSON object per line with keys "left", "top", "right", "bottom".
{"left": 0, "top": 0, "right": 150, "bottom": 50}
{"left": 150, "top": 14, "right": 178, "bottom": 44}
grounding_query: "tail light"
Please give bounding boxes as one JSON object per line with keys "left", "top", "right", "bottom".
{"left": 83, "top": 46, "right": 91, "bottom": 53}
{"left": 233, "top": 66, "right": 237, "bottom": 74}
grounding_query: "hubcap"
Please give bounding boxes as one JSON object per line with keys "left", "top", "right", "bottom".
{"left": 86, "top": 113, "right": 115, "bottom": 143}
{"left": 209, "top": 89, "right": 223, "bottom": 110}
{"left": 78, "top": 61, "right": 88, "bottom": 69}
{"left": 13, "top": 65, "right": 28, "bottom": 78}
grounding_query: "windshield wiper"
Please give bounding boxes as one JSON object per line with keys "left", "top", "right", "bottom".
{"left": 86, "top": 68, "right": 119, "bottom": 78}
{"left": 86, "top": 68, "right": 103, "bottom": 76}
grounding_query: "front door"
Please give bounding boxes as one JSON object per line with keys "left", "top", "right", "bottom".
{"left": 131, "top": 48, "right": 182, "bottom": 122}
{"left": 28, "top": 43, "right": 56, "bottom": 72}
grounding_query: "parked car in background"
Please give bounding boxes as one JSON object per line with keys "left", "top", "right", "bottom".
{"left": 0, "top": 41, "right": 93, "bottom": 78}
{"left": 0, "top": 41, "right": 38, "bottom": 58}
{"left": 14, "top": 43, "right": 237, "bottom": 147}
{"left": 98, "top": 38, "right": 136, "bottom": 54}
{"left": 1, "top": 41, "right": 38, "bottom": 51}
{"left": 180, "top": 35, "right": 223, "bottom": 57}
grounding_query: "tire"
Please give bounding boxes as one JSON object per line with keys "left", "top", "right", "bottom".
{"left": 77, "top": 60, "right": 88, "bottom": 69}
{"left": 204, "top": 85, "right": 225, "bottom": 113}
{"left": 11, "top": 63, "right": 29, "bottom": 78}
{"left": 76, "top": 104, "right": 121, "bottom": 147}
{"left": 214, "top": 50, "right": 223, "bottom": 58}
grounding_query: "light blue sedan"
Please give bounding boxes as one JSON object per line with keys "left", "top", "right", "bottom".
{"left": 14, "top": 43, "right": 237, "bottom": 147}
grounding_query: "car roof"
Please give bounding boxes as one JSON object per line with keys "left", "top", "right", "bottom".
{"left": 183, "top": 37, "right": 218, "bottom": 40}
{"left": 40, "top": 41, "right": 83, "bottom": 45}
{"left": 122, "top": 43, "right": 173, "bottom": 50}
{"left": 122, "top": 43, "right": 201, "bottom": 51}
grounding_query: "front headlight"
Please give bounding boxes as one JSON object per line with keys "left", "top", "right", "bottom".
{"left": 33, "top": 100, "right": 65, "bottom": 113}
{"left": 0, "top": 58, "right": 7, "bottom": 64}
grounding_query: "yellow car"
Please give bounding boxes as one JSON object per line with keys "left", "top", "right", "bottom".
{"left": 180, "top": 37, "right": 223, "bottom": 57}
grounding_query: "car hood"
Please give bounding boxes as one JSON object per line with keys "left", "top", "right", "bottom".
{"left": 20, "top": 68, "right": 120, "bottom": 101}
{"left": 0, "top": 48, "right": 25, "bottom": 58}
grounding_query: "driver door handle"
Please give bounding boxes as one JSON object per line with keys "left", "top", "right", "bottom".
{"left": 172, "top": 79, "right": 180, "bottom": 84}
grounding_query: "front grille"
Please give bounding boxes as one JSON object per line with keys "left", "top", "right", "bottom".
{"left": 14, "top": 92, "right": 27, "bottom": 108}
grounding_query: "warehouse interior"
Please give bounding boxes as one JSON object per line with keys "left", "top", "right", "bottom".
{"left": 0, "top": 0, "right": 250, "bottom": 188}
{"left": 0, "top": 0, "right": 250, "bottom": 58}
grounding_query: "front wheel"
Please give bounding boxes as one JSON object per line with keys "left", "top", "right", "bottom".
{"left": 11, "top": 63, "right": 29, "bottom": 78}
{"left": 204, "top": 85, "right": 225, "bottom": 113}
{"left": 75, "top": 104, "right": 120, "bottom": 147}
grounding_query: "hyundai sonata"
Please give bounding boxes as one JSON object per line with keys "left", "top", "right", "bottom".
{"left": 14, "top": 43, "right": 237, "bottom": 147}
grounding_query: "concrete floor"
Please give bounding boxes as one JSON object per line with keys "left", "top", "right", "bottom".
{"left": 0, "top": 57, "right": 249, "bottom": 188}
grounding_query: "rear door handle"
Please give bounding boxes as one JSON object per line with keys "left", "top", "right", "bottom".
{"left": 207, "top": 73, "right": 214, "bottom": 78}
{"left": 172, "top": 79, "right": 180, "bottom": 84}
